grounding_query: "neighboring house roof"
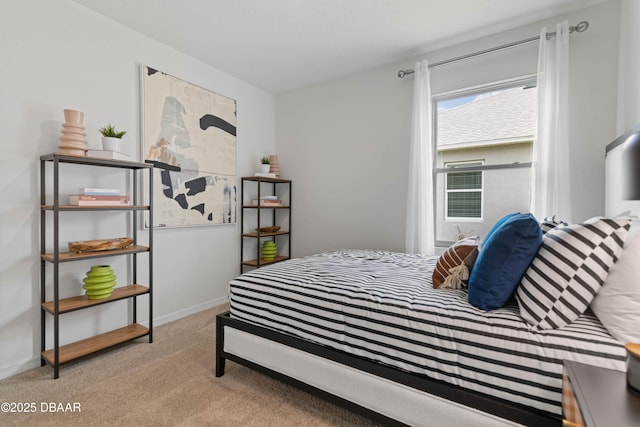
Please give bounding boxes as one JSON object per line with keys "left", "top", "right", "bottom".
{"left": 437, "top": 86, "right": 536, "bottom": 150}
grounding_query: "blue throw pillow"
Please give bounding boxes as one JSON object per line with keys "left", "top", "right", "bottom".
{"left": 468, "top": 213, "right": 542, "bottom": 310}
{"left": 482, "top": 212, "right": 519, "bottom": 244}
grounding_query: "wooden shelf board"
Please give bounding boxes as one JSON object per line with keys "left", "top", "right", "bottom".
{"left": 241, "top": 176, "right": 291, "bottom": 183}
{"left": 42, "top": 245, "right": 149, "bottom": 262}
{"left": 242, "top": 255, "right": 289, "bottom": 267}
{"left": 42, "top": 324, "right": 149, "bottom": 366}
{"left": 40, "top": 153, "right": 152, "bottom": 169}
{"left": 242, "top": 231, "right": 290, "bottom": 238}
{"left": 42, "top": 205, "right": 149, "bottom": 211}
{"left": 42, "top": 285, "right": 149, "bottom": 314}
{"left": 242, "top": 205, "right": 290, "bottom": 209}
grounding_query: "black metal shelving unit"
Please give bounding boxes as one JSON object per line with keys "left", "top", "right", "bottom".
{"left": 240, "top": 176, "right": 291, "bottom": 272}
{"left": 39, "top": 153, "right": 153, "bottom": 378}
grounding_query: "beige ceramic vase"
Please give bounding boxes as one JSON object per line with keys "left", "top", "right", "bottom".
{"left": 58, "top": 109, "right": 88, "bottom": 156}
{"left": 269, "top": 154, "right": 280, "bottom": 177}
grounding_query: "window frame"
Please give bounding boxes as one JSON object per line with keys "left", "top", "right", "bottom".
{"left": 432, "top": 75, "right": 537, "bottom": 247}
{"left": 444, "top": 160, "right": 484, "bottom": 221}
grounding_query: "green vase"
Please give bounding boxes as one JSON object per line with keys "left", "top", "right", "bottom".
{"left": 83, "top": 265, "right": 116, "bottom": 299}
{"left": 262, "top": 241, "right": 277, "bottom": 261}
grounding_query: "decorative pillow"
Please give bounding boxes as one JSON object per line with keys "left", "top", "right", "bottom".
{"left": 433, "top": 236, "right": 479, "bottom": 289}
{"left": 590, "top": 230, "right": 640, "bottom": 343}
{"left": 439, "top": 247, "right": 480, "bottom": 289}
{"left": 540, "top": 215, "right": 568, "bottom": 234}
{"left": 516, "top": 217, "right": 631, "bottom": 330}
{"left": 462, "top": 246, "right": 479, "bottom": 276}
{"left": 483, "top": 212, "right": 519, "bottom": 244}
{"left": 468, "top": 213, "right": 542, "bottom": 310}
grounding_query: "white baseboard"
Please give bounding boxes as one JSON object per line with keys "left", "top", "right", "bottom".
{"left": 0, "top": 358, "right": 42, "bottom": 381}
{"left": 139, "top": 295, "right": 228, "bottom": 328}
{"left": 0, "top": 296, "right": 229, "bottom": 381}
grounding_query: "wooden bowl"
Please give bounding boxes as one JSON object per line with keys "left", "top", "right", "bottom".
{"left": 68, "top": 237, "right": 133, "bottom": 253}
{"left": 255, "top": 226, "right": 281, "bottom": 233}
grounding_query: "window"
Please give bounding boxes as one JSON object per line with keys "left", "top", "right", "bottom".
{"left": 434, "top": 77, "right": 536, "bottom": 245}
{"left": 445, "top": 161, "right": 483, "bottom": 219}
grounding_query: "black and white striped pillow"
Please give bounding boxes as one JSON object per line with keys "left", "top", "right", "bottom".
{"left": 516, "top": 217, "right": 631, "bottom": 330}
{"left": 540, "top": 215, "right": 568, "bottom": 234}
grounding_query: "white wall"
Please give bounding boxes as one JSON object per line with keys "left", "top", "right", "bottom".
{"left": 276, "top": 1, "right": 621, "bottom": 257}
{"left": 605, "top": 0, "right": 640, "bottom": 218}
{"left": 617, "top": 0, "right": 640, "bottom": 132}
{"left": 0, "top": 0, "right": 274, "bottom": 379}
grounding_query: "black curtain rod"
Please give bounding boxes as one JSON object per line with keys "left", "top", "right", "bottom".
{"left": 397, "top": 21, "right": 589, "bottom": 78}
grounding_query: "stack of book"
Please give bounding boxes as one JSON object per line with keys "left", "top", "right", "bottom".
{"left": 86, "top": 149, "right": 131, "bottom": 161}
{"left": 260, "top": 195, "right": 282, "bottom": 207}
{"left": 254, "top": 172, "right": 277, "bottom": 178}
{"left": 69, "top": 188, "right": 131, "bottom": 206}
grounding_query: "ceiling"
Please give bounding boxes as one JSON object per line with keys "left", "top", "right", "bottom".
{"left": 73, "top": 0, "right": 605, "bottom": 93}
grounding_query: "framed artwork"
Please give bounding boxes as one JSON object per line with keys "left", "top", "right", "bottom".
{"left": 141, "top": 65, "right": 237, "bottom": 228}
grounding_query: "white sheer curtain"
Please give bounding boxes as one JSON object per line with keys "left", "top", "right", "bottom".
{"left": 532, "top": 21, "right": 572, "bottom": 222}
{"left": 405, "top": 60, "right": 435, "bottom": 255}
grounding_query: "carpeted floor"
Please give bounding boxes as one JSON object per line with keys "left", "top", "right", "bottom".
{"left": 0, "top": 305, "right": 380, "bottom": 426}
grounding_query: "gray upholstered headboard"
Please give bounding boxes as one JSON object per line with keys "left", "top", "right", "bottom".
{"left": 605, "top": 124, "right": 640, "bottom": 217}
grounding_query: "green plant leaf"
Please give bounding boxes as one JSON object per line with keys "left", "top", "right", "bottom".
{"left": 99, "top": 124, "right": 126, "bottom": 139}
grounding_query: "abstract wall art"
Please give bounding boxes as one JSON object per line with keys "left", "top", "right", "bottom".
{"left": 141, "top": 65, "right": 237, "bottom": 228}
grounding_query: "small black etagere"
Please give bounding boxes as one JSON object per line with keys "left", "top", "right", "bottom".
{"left": 240, "top": 176, "right": 291, "bottom": 272}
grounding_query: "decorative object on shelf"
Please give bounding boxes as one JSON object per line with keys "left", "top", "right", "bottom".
{"left": 262, "top": 240, "right": 277, "bottom": 261}
{"left": 256, "top": 226, "right": 281, "bottom": 233}
{"left": 254, "top": 171, "right": 276, "bottom": 178}
{"left": 68, "top": 194, "right": 131, "bottom": 206}
{"left": 58, "top": 109, "right": 88, "bottom": 157}
{"left": 80, "top": 187, "right": 121, "bottom": 196}
{"left": 86, "top": 149, "right": 131, "bottom": 161}
{"left": 627, "top": 343, "right": 640, "bottom": 393}
{"left": 260, "top": 156, "right": 271, "bottom": 173}
{"left": 82, "top": 265, "right": 116, "bottom": 299}
{"left": 142, "top": 64, "right": 237, "bottom": 228}
{"left": 68, "top": 237, "right": 134, "bottom": 253}
{"left": 269, "top": 154, "right": 281, "bottom": 177}
{"left": 99, "top": 124, "right": 127, "bottom": 152}
{"left": 259, "top": 196, "right": 282, "bottom": 206}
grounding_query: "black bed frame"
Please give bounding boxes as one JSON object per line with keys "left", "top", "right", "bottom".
{"left": 215, "top": 312, "right": 560, "bottom": 426}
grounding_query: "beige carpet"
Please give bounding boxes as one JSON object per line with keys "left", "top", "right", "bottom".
{"left": 0, "top": 305, "right": 380, "bottom": 426}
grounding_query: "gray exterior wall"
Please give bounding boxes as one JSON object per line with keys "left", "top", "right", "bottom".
{"left": 435, "top": 141, "right": 532, "bottom": 242}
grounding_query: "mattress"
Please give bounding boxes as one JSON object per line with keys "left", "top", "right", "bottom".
{"left": 229, "top": 249, "right": 627, "bottom": 416}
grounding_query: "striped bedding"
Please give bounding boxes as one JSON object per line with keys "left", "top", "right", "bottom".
{"left": 229, "top": 249, "right": 627, "bottom": 416}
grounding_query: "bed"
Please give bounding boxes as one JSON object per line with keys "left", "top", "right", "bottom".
{"left": 215, "top": 249, "right": 628, "bottom": 426}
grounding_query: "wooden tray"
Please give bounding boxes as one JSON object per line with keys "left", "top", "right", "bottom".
{"left": 68, "top": 237, "right": 134, "bottom": 253}
{"left": 255, "top": 226, "right": 281, "bottom": 233}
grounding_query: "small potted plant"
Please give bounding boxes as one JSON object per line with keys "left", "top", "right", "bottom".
{"left": 99, "top": 124, "right": 127, "bottom": 152}
{"left": 260, "top": 156, "right": 271, "bottom": 173}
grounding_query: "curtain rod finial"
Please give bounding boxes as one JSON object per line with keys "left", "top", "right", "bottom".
{"left": 397, "top": 69, "right": 414, "bottom": 78}
{"left": 575, "top": 21, "right": 589, "bottom": 32}
{"left": 571, "top": 21, "right": 589, "bottom": 33}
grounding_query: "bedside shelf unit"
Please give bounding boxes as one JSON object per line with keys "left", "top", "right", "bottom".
{"left": 562, "top": 360, "right": 640, "bottom": 426}
{"left": 39, "top": 153, "right": 154, "bottom": 378}
{"left": 240, "top": 176, "right": 291, "bottom": 271}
